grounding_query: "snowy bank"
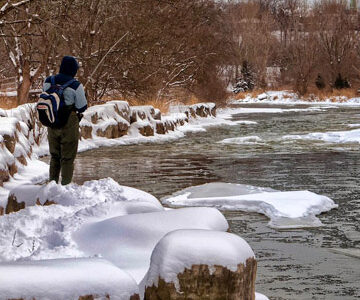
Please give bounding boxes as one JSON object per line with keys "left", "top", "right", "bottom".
{"left": 0, "top": 178, "right": 264, "bottom": 299}
{"left": 0, "top": 101, "right": 218, "bottom": 211}
{"left": 142, "top": 229, "right": 256, "bottom": 299}
{"left": 0, "top": 258, "right": 140, "bottom": 300}
{"left": 230, "top": 90, "right": 360, "bottom": 106}
{"left": 162, "top": 182, "right": 338, "bottom": 229}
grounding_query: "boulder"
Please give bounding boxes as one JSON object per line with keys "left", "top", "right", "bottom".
{"left": 156, "top": 122, "right": 167, "bottom": 135}
{"left": 153, "top": 109, "right": 162, "bottom": 120}
{"left": 138, "top": 124, "right": 155, "bottom": 137}
{"left": 144, "top": 259, "right": 257, "bottom": 300}
{"left": 16, "top": 154, "right": 27, "bottom": 166}
{"left": 0, "top": 169, "right": 9, "bottom": 187}
{"left": 8, "top": 162, "right": 17, "bottom": 177}
{"left": 142, "top": 230, "right": 256, "bottom": 300}
{"left": 80, "top": 125, "right": 93, "bottom": 139}
{"left": 5, "top": 193, "right": 25, "bottom": 214}
{"left": 3, "top": 133, "right": 17, "bottom": 154}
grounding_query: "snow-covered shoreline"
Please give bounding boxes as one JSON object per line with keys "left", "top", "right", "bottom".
{"left": 231, "top": 90, "right": 360, "bottom": 106}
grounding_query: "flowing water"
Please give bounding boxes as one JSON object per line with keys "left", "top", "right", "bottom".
{"left": 62, "top": 103, "right": 360, "bottom": 299}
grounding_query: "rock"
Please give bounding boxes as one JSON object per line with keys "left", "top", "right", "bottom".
{"left": 0, "top": 169, "right": 9, "bottom": 187}
{"left": 143, "top": 230, "right": 257, "bottom": 300}
{"left": 144, "top": 259, "right": 257, "bottom": 300}
{"left": 165, "top": 121, "right": 175, "bottom": 132}
{"left": 0, "top": 206, "right": 4, "bottom": 215}
{"left": 16, "top": 155, "right": 27, "bottom": 166}
{"left": 96, "top": 125, "right": 118, "bottom": 139}
{"left": 5, "top": 193, "right": 25, "bottom": 214}
{"left": 138, "top": 124, "right": 154, "bottom": 136}
{"left": 8, "top": 162, "right": 17, "bottom": 177}
{"left": 257, "top": 93, "right": 268, "bottom": 101}
{"left": 91, "top": 112, "right": 99, "bottom": 124}
{"left": 153, "top": 109, "right": 162, "bottom": 120}
{"left": 210, "top": 104, "right": 217, "bottom": 117}
{"left": 3, "top": 133, "right": 17, "bottom": 153}
{"left": 195, "top": 106, "right": 207, "bottom": 118}
{"left": 80, "top": 125, "right": 93, "bottom": 139}
{"left": 156, "top": 122, "right": 167, "bottom": 135}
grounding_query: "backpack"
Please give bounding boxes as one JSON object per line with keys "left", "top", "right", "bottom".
{"left": 36, "top": 76, "right": 76, "bottom": 128}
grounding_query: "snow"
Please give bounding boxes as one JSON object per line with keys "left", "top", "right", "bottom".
{"left": 283, "top": 128, "right": 360, "bottom": 144}
{"left": 140, "top": 229, "right": 254, "bottom": 291}
{"left": 219, "top": 136, "right": 263, "bottom": 145}
{"left": 0, "top": 258, "right": 139, "bottom": 300}
{"left": 73, "top": 207, "right": 229, "bottom": 282}
{"left": 231, "top": 90, "right": 360, "bottom": 107}
{"left": 162, "top": 182, "right": 338, "bottom": 229}
{"left": 256, "top": 292, "right": 270, "bottom": 300}
{"left": 0, "top": 178, "right": 163, "bottom": 262}
{"left": 0, "top": 117, "right": 18, "bottom": 136}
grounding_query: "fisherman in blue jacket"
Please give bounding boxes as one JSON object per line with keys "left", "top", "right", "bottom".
{"left": 43, "top": 56, "right": 87, "bottom": 185}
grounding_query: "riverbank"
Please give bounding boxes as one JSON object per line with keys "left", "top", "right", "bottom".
{"left": 0, "top": 101, "right": 218, "bottom": 208}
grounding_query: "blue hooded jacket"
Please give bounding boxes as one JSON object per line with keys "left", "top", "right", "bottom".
{"left": 43, "top": 56, "right": 87, "bottom": 113}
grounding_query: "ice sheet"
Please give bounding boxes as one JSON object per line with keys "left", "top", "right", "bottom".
{"left": 162, "top": 183, "right": 338, "bottom": 229}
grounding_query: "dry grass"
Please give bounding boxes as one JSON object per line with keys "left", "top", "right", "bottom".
{"left": 0, "top": 96, "right": 17, "bottom": 109}
{"left": 303, "top": 86, "right": 358, "bottom": 102}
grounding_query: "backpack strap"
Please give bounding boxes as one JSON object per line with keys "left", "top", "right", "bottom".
{"left": 60, "top": 78, "right": 76, "bottom": 90}
{"left": 50, "top": 76, "right": 56, "bottom": 86}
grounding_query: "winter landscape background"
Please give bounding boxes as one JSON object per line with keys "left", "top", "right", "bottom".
{"left": 1, "top": 0, "right": 360, "bottom": 300}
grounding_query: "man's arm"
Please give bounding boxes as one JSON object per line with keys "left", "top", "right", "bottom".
{"left": 75, "top": 83, "right": 88, "bottom": 113}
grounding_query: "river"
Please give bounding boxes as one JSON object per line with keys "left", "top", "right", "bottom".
{"left": 62, "top": 102, "right": 360, "bottom": 300}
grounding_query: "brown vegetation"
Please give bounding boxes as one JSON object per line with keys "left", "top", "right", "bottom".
{"left": 1, "top": 0, "right": 360, "bottom": 107}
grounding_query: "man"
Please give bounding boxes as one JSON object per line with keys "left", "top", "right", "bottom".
{"left": 43, "top": 56, "right": 87, "bottom": 185}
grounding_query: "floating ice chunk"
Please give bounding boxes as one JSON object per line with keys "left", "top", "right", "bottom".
{"left": 283, "top": 128, "right": 360, "bottom": 144}
{"left": 0, "top": 258, "right": 139, "bottom": 300}
{"left": 140, "top": 229, "right": 254, "bottom": 292}
{"left": 219, "top": 136, "right": 263, "bottom": 145}
{"left": 73, "top": 207, "right": 228, "bottom": 282}
{"left": 162, "top": 183, "right": 338, "bottom": 229}
{"left": 256, "top": 292, "right": 270, "bottom": 300}
{"left": 347, "top": 123, "right": 360, "bottom": 128}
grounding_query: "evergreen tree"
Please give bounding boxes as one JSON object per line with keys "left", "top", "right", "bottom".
{"left": 233, "top": 61, "right": 255, "bottom": 94}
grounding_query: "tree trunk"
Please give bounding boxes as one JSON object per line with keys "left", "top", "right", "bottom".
{"left": 17, "top": 62, "right": 32, "bottom": 105}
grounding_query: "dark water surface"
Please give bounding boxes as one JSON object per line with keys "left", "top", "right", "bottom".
{"left": 68, "top": 103, "right": 360, "bottom": 299}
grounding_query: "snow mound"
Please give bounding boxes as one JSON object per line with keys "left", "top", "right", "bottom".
{"left": 0, "top": 258, "right": 139, "bottom": 300}
{"left": 219, "top": 136, "right": 263, "bottom": 145}
{"left": 283, "top": 128, "right": 360, "bottom": 144}
{"left": 73, "top": 207, "right": 228, "bottom": 282}
{"left": 141, "top": 229, "right": 254, "bottom": 291}
{"left": 162, "top": 182, "right": 338, "bottom": 229}
{"left": 0, "top": 178, "right": 163, "bottom": 262}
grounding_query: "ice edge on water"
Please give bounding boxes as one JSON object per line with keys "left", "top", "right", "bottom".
{"left": 162, "top": 183, "right": 338, "bottom": 230}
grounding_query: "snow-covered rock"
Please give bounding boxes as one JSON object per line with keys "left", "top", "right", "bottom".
{"left": 0, "top": 258, "right": 140, "bottom": 300}
{"left": 142, "top": 229, "right": 256, "bottom": 300}
{"left": 257, "top": 93, "right": 268, "bottom": 101}
{"left": 73, "top": 207, "right": 228, "bottom": 283}
{"left": 162, "top": 182, "right": 338, "bottom": 229}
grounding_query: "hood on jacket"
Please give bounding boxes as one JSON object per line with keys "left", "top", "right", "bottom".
{"left": 59, "top": 56, "right": 79, "bottom": 78}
